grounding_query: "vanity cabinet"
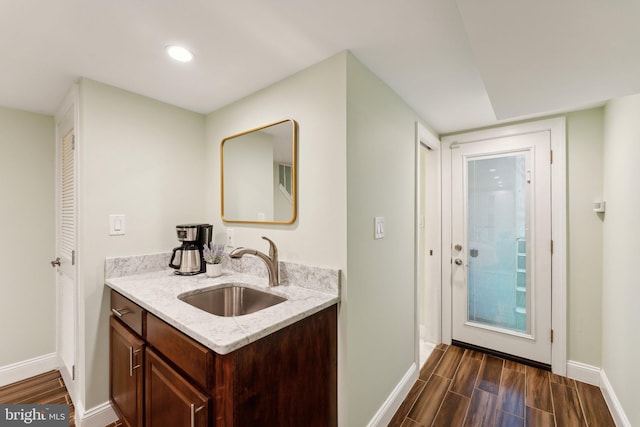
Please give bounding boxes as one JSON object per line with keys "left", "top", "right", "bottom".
{"left": 109, "top": 289, "right": 337, "bottom": 427}
{"left": 145, "top": 348, "right": 209, "bottom": 427}
{"left": 109, "top": 316, "right": 144, "bottom": 427}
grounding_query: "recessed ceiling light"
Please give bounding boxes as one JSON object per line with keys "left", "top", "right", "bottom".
{"left": 166, "top": 45, "right": 194, "bottom": 62}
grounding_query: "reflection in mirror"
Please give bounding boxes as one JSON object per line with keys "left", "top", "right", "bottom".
{"left": 221, "top": 119, "right": 297, "bottom": 224}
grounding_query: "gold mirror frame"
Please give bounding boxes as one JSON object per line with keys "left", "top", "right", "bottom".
{"left": 220, "top": 119, "right": 298, "bottom": 224}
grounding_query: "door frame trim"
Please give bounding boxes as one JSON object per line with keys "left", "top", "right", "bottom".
{"left": 414, "top": 122, "right": 441, "bottom": 367}
{"left": 441, "top": 117, "right": 567, "bottom": 375}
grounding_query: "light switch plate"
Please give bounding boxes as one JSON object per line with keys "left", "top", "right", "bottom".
{"left": 109, "top": 214, "right": 126, "bottom": 236}
{"left": 226, "top": 228, "right": 235, "bottom": 247}
{"left": 374, "top": 216, "right": 385, "bottom": 239}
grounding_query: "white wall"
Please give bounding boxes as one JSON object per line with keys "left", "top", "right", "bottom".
{"left": 602, "top": 94, "right": 640, "bottom": 426}
{"left": 345, "top": 54, "right": 427, "bottom": 426}
{"left": 0, "top": 107, "right": 55, "bottom": 366}
{"left": 77, "top": 79, "right": 206, "bottom": 409}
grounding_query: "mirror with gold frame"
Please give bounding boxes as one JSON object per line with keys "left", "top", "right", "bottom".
{"left": 220, "top": 119, "right": 297, "bottom": 224}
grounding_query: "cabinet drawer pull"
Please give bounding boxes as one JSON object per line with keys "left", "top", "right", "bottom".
{"left": 112, "top": 308, "right": 131, "bottom": 318}
{"left": 129, "top": 347, "right": 141, "bottom": 376}
{"left": 190, "top": 403, "right": 205, "bottom": 427}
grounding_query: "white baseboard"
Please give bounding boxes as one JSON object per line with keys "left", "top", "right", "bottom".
{"left": 566, "top": 360, "right": 601, "bottom": 386}
{"left": 75, "top": 400, "right": 118, "bottom": 427}
{"left": 566, "top": 360, "right": 632, "bottom": 426}
{"left": 600, "top": 369, "right": 632, "bottom": 427}
{"left": 367, "top": 363, "right": 419, "bottom": 427}
{"left": 0, "top": 353, "right": 58, "bottom": 387}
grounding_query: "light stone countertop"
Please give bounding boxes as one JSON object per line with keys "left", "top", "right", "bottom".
{"left": 105, "top": 268, "right": 340, "bottom": 355}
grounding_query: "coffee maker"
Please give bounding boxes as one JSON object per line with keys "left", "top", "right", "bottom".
{"left": 169, "top": 224, "right": 213, "bottom": 275}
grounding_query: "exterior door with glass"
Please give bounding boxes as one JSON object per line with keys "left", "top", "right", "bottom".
{"left": 450, "top": 130, "right": 552, "bottom": 364}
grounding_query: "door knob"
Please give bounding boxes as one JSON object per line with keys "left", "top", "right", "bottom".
{"left": 50, "top": 257, "right": 61, "bottom": 267}
{"left": 454, "top": 258, "right": 463, "bottom": 266}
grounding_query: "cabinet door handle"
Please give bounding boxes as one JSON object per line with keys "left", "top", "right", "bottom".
{"left": 190, "top": 403, "right": 205, "bottom": 427}
{"left": 112, "top": 308, "right": 131, "bottom": 318}
{"left": 129, "top": 347, "right": 141, "bottom": 376}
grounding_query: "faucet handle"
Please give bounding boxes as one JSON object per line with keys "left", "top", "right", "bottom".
{"left": 261, "top": 236, "right": 278, "bottom": 259}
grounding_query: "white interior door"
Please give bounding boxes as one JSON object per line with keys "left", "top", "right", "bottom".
{"left": 419, "top": 143, "right": 441, "bottom": 345}
{"left": 450, "top": 131, "right": 552, "bottom": 365}
{"left": 54, "top": 99, "right": 77, "bottom": 399}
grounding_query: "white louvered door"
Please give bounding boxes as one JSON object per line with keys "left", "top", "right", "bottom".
{"left": 55, "top": 101, "right": 77, "bottom": 398}
{"left": 59, "top": 130, "right": 76, "bottom": 278}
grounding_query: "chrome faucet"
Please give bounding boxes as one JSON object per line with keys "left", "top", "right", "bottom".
{"left": 229, "top": 236, "right": 280, "bottom": 286}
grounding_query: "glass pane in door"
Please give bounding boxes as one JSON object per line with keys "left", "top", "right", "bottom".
{"left": 466, "top": 153, "right": 528, "bottom": 333}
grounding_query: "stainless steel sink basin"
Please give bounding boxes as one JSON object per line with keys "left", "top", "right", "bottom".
{"left": 178, "top": 285, "right": 286, "bottom": 317}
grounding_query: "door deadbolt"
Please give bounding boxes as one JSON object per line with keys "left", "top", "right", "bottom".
{"left": 454, "top": 244, "right": 463, "bottom": 251}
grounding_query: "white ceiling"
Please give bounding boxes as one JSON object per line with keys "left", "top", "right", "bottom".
{"left": 2, "top": 0, "right": 639, "bottom": 134}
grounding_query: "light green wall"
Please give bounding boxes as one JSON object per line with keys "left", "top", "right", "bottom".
{"left": 0, "top": 107, "right": 55, "bottom": 367}
{"left": 565, "top": 108, "right": 604, "bottom": 366}
{"left": 345, "top": 54, "right": 422, "bottom": 426}
{"left": 602, "top": 94, "right": 640, "bottom": 426}
{"left": 78, "top": 79, "right": 206, "bottom": 408}
{"left": 204, "top": 53, "right": 348, "bottom": 268}
{"left": 205, "top": 51, "right": 429, "bottom": 426}
{"left": 205, "top": 52, "right": 349, "bottom": 424}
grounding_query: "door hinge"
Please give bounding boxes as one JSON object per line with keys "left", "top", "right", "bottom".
{"left": 550, "top": 240, "right": 554, "bottom": 254}
{"left": 550, "top": 150, "right": 553, "bottom": 164}
{"left": 72, "top": 135, "right": 76, "bottom": 150}
{"left": 72, "top": 250, "right": 76, "bottom": 266}
{"left": 72, "top": 365, "right": 75, "bottom": 380}
{"left": 550, "top": 329, "right": 554, "bottom": 343}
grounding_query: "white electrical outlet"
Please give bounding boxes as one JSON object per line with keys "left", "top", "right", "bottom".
{"left": 226, "top": 228, "right": 235, "bottom": 247}
{"left": 374, "top": 216, "right": 385, "bottom": 239}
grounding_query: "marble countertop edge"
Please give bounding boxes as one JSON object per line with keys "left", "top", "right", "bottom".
{"left": 105, "top": 269, "right": 339, "bottom": 355}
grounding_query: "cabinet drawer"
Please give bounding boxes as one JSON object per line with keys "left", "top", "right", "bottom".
{"left": 111, "top": 290, "right": 145, "bottom": 336}
{"left": 146, "top": 314, "right": 214, "bottom": 389}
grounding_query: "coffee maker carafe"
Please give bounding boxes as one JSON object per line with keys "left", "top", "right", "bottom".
{"left": 169, "top": 224, "right": 212, "bottom": 275}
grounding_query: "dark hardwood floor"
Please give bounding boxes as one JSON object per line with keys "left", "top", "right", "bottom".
{"left": 389, "top": 344, "right": 616, "bottom": 427}
{"left": 0, "top": 370, "right": 122, "bottom": 427}
{"left": 0, "top": 350, "right": 616, "bottom": 427}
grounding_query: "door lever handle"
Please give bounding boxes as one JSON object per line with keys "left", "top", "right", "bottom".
{"left": 50, "top": 257, "right": 61, "bottom": 267}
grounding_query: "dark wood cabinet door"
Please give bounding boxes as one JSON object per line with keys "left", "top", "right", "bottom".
{"left": 145, "top": 348, "right": 209, "bottom": 427}
{"left": 110, "top": 316, "right": 145, "bottom": 427}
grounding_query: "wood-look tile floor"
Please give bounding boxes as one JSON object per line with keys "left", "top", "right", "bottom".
{"left": 0, "top": 370, "right": 122, "bottom": 427}
{"left": 389, "top": 344, "right": 616, "bottom": 427}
